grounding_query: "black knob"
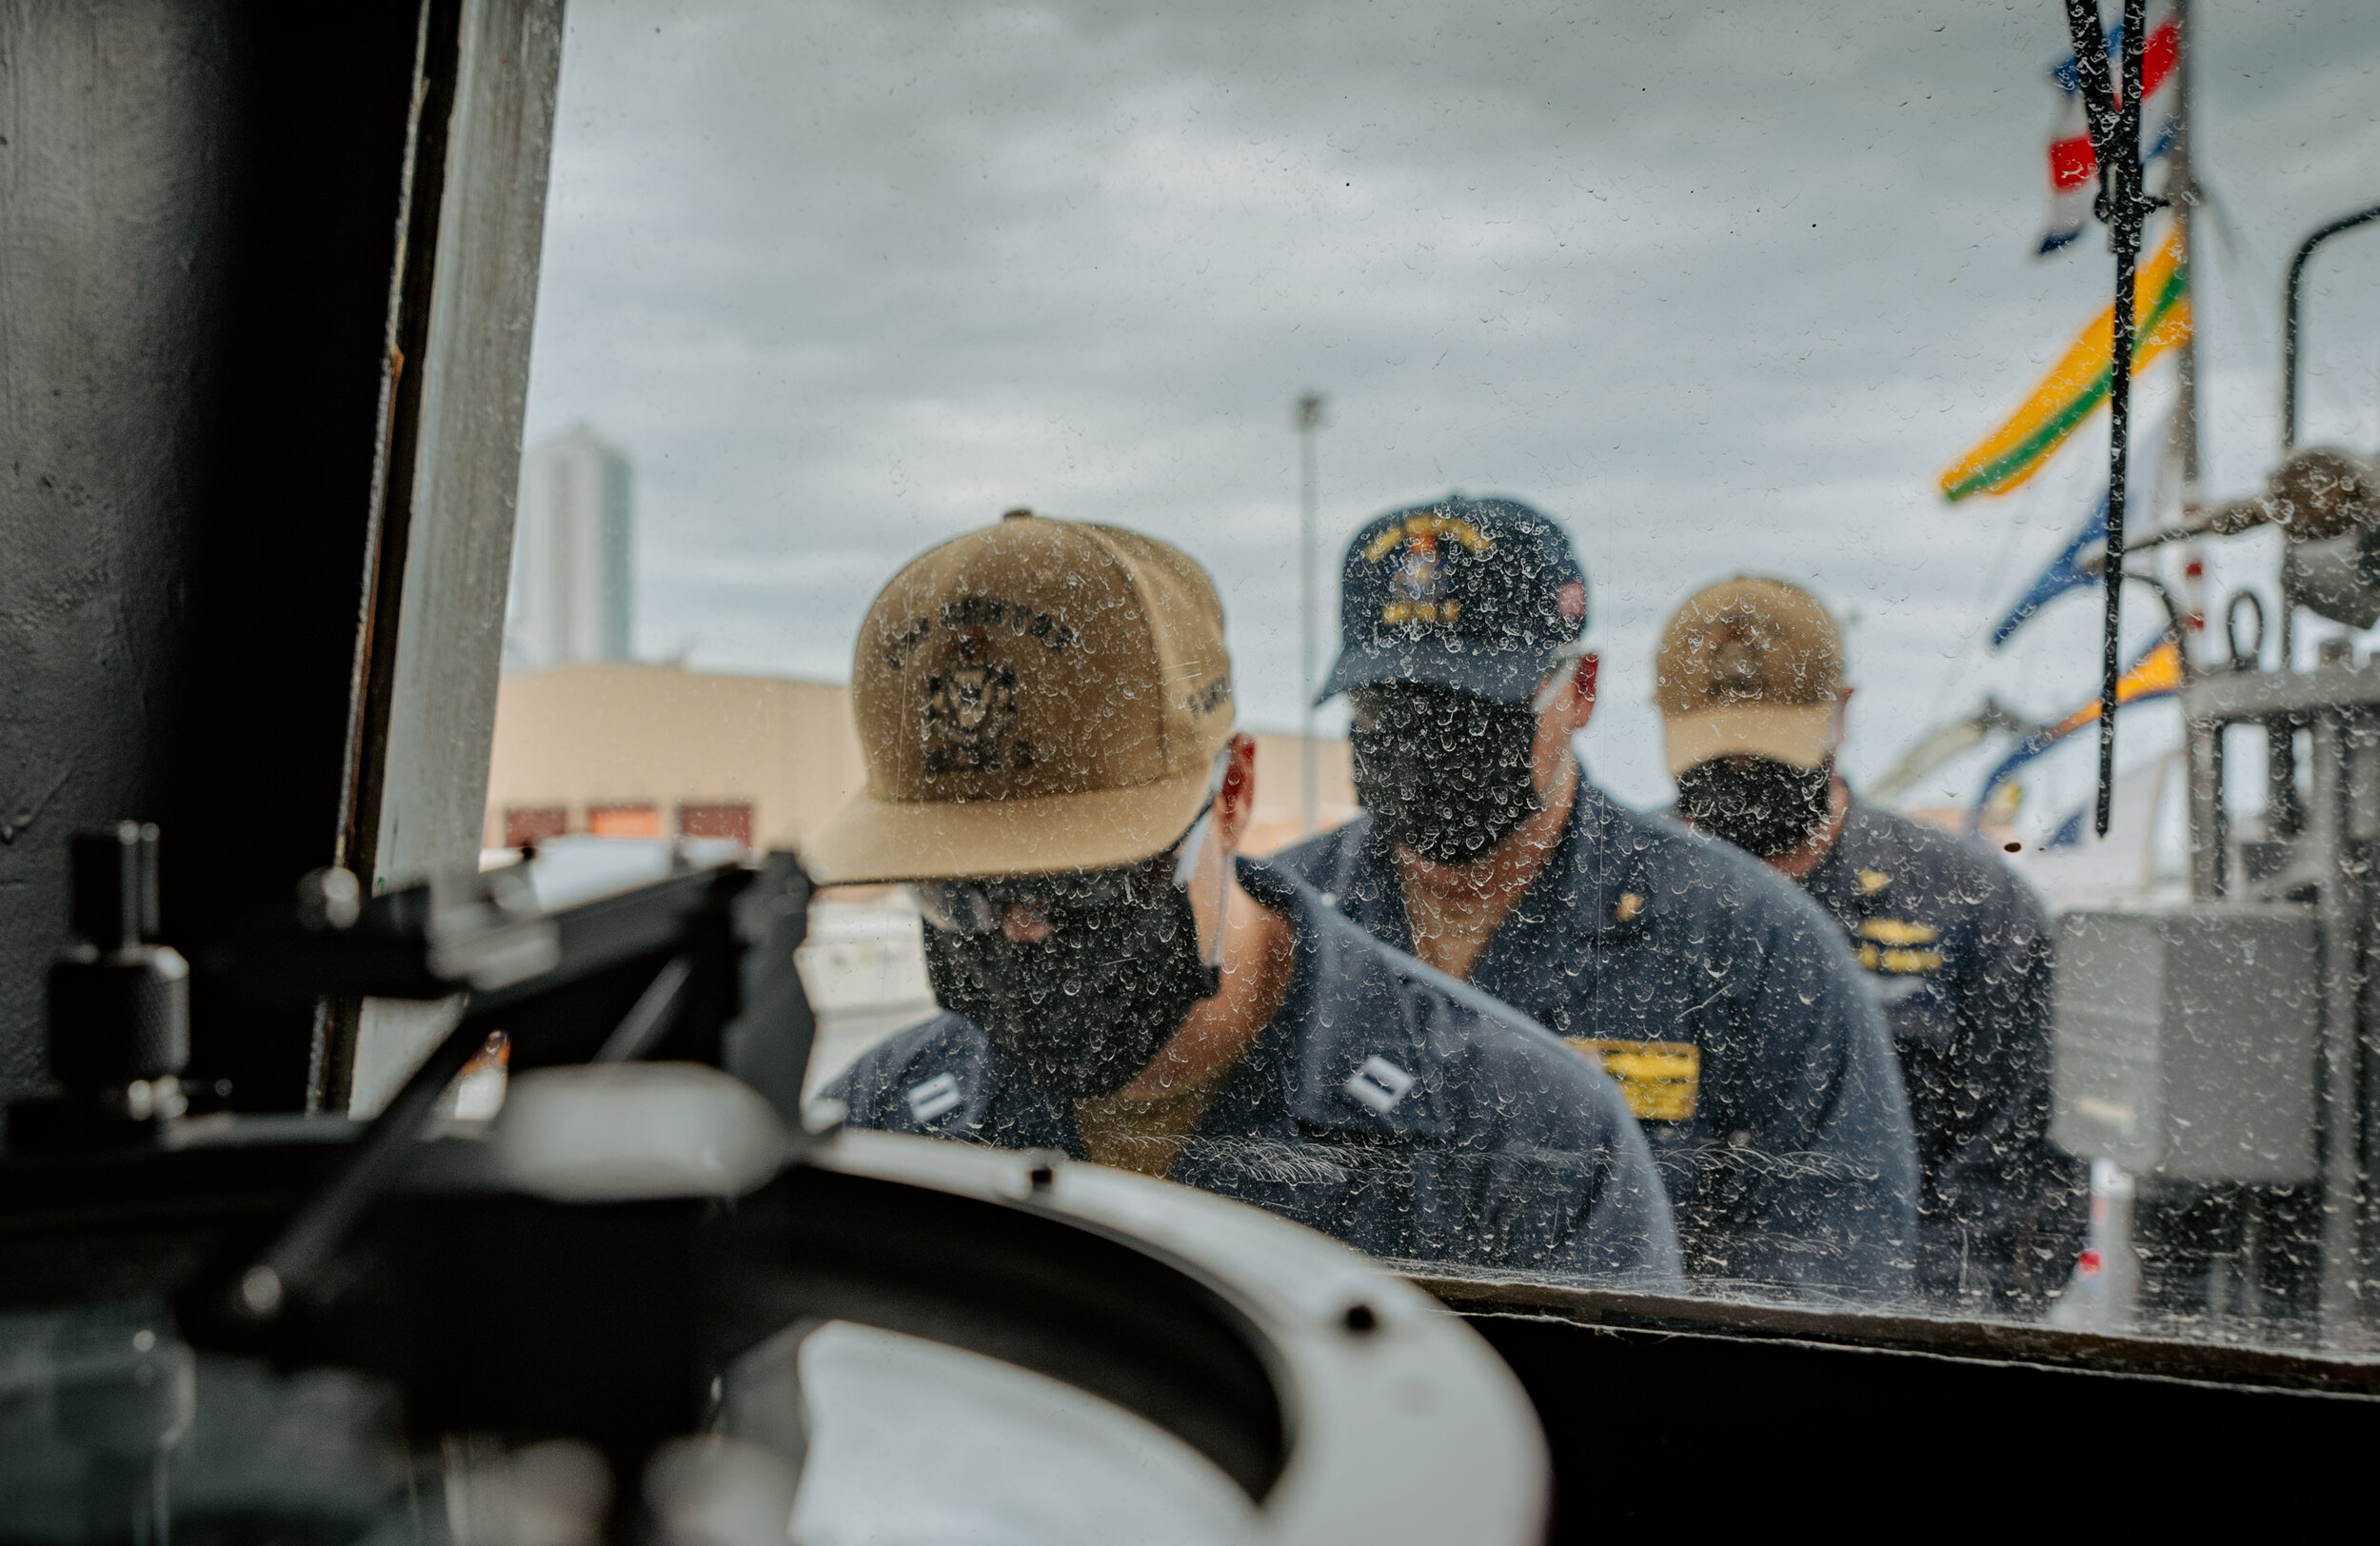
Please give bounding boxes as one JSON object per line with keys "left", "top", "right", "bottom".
{"left": 47, "top": 825, "right": 188, "bottom": 1096}
{"left": 70, "top": 823, "right": 161, "bottom": 951}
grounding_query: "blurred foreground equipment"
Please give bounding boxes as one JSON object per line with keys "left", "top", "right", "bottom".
{"left": 0, "top": 836, "right": 1546, "bottom": 1544}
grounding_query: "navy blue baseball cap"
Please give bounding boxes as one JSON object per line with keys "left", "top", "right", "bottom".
{"left": 1318, "top": 495, "right": 1589, "bottom": 705}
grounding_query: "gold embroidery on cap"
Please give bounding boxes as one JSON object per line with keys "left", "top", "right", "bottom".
{"left": 1712, "top": 625, "right": 1766, "bottom": 694}
{"left": 1571, "top": 1039, "right": 1699, "bottom": 1122}
{"left": 1370, "top": 514, "right": 1492, "bottom": 627}
{"left": 1362, "top": 512, "right": 1494, "bottom": 563}
{"left": 922, "top": 630, "right": 1028, "bottom": 777}
{"left": 884, "top": 597, "right": 1079, "bottom": 672}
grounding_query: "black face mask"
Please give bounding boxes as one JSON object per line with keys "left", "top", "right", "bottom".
{"left": 918, "top": 844, "right": 1222, "bottom": 1100}
{"left": 1350, "top": 684, "right": 1543, "bottom": 865}
{"left": 1676, "top": 756, "right": 1834, "bottom": 860}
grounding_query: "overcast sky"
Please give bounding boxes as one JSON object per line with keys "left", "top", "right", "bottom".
{"left": 518, "top": 0, "right": 2380, "bottom": 821}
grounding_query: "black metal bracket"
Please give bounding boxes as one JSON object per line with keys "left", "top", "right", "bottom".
{"left": 2282, "top": 201, "right": 2380, "bottom": 450}
{"left": 190, "top": 851, "right": 815, "bottom": 1325}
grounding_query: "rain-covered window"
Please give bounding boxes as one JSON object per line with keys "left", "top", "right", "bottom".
{"left": 476, "top": 0, "right": 2380, "bottom": 1356}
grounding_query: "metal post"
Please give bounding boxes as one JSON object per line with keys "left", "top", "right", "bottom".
{"left": 2269, "top": 721, "right": 2302, "bottom": 836}
{"left": 2094, "top": 1159, "right": 2141, "bottom": 1326}
{"left": 2170, "top": 0, "right": 2200, "bottom": 495}
{"left": 2189, "top": 714, "right": 2224, "bottom": 898}
{"left": 2170, "top": 7, "right": 2225, "bottom": 901}
{"left": 2168, "top": 0, "right": 2208, "bottom": 661}
{"left": 1296, "top": 392, "right": 1326, "bottom": 838}
{"left": 2057, "top": 1158, "right": 2140, "bottom": 1332}
{"left": 2307, "top": 704, "right": 2367, "bottom": 1330}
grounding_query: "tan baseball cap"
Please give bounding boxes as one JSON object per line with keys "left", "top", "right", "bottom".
{"left": 805, "top": 511, "right": 1238, "bottom": 884}
{"left": 1654, "top": 577, "right": 1844, "bottom": 775}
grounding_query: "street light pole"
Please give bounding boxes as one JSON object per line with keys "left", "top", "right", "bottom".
{"left": 1295, "top": 392, "right": 1326, "bottom": 838}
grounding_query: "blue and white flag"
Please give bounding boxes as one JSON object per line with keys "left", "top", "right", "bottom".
{"left": 1989, "top": 404, "right": 2172, "bottom": 651}
{"left": 1990, "top": 496, "right": 2107, "bottom": 649}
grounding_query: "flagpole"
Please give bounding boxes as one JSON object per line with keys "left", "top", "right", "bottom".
{"left": 2170, "top": 0, "right": 2199, "bottom": 497}
{"left": 2170, "top": 0, "right": 2224, "bottom": 895}
{"left": 2169, "top": 0, "right": 2202, "bottom": 648}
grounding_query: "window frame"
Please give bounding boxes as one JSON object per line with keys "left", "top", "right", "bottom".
{"left": 445, "top": 0, "right": 2380, "bottom": 1406}
{"left": 1413, "top": 1271, "right": 2380, "bottom": 1396}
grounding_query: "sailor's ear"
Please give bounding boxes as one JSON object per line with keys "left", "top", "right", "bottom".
{"left": 1214, "top": 733, "right": 1258, "bottom": 853}
{"left": 1541, "top": 653, "right": 1599, "bottom": 735}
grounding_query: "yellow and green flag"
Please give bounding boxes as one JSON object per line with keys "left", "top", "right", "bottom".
{"left": 1940, "top": 226, "right": 2191, "bottom": 503}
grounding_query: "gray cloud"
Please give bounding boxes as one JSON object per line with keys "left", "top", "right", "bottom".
{"left": 523, "top": 0, "right": 2380, "bottom": 815}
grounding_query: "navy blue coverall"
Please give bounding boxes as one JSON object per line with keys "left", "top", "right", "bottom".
{"left": 826, "top": 859, "right": 1683, "bottom": 1288}
{"left": 1796, "top": 801, "right": 2087, "bottom": 1303}
{"left": 1276, "top": 782, "right": 1918, "bottom": 1299}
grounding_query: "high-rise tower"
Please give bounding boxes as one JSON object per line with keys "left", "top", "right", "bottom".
{"left": 507, "top": 426, "right": 633, "bottom": 671}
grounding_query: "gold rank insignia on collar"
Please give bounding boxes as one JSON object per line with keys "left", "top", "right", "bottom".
{"left": 1856, "top": 868, "right": 1890, "bottom": 895}
{"left": 1858, "top": 918, "right": 1937, "bottom": 947}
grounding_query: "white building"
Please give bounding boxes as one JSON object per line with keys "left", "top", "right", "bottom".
{"left": 507, "top": 426, "right": 633, "bottom": 671}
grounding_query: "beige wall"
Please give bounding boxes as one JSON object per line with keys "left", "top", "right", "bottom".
{"left": 483, "top": 664, "right": 870, "bottom": 851}
{"left": 484, "top": 662, "right": 1357, "bottom": 859}
{"left": 1240, "top": 730, "right": 1359, "bottom": 857}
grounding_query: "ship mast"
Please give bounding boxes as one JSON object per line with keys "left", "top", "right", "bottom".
{"left": 2170, "top": 0, "right": 2226, "bottom": 897}
{"left": 2169, "top": 0, "right": 2200, "bottom": 500}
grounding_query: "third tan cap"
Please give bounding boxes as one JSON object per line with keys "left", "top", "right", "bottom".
{"left": 1654, "top": 577, "right": 1844, "bottom": 776}
{"left": 804, "top": 511, "right": 1237, "bottom": 885}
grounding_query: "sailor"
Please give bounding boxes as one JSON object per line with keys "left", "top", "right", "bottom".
{"left": 1655, "top": 577, "right": 2088, "bottom": 1306}
{"left": 1276, "top": 497, "right": 1916, "bottom": 1298}
{"left": 806, "top": 510, "right": 1680, "bottom": 1284}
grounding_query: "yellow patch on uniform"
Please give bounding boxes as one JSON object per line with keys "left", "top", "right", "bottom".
{"left": 1570, "top": 1039, "right": 1699, "bottom": 1122}
{"left": 1378, "top": 599, "right": 1462, "bottom": 625}
{"left": 1615, "top": 891, "right": 1645, "bottom": 922}
{"left": 1857, "top": 918, "right": 1938, "bottom": 947}
{"left": 1856, "top": 942, "right": 1943, "bottom": 974}
{"left": 1856, "top": 869, "right": 1891, "bottom": 895}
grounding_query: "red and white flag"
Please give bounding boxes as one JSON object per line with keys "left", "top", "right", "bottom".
{"left": 2040, "top": 0, "right": 2179, "bottom": 255}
